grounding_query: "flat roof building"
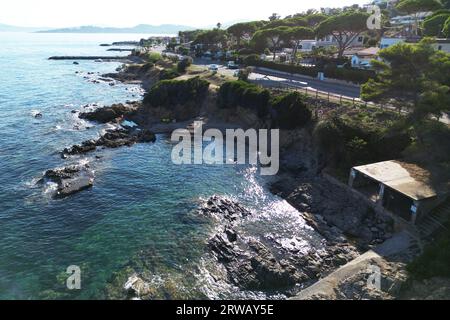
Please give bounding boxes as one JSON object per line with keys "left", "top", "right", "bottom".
{"left": 349, "top": 161, "right": 449, "bottom": 224}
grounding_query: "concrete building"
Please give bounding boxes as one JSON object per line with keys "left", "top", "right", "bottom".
{"left": 349, "top": 161, "right": 449, "bottom": 224}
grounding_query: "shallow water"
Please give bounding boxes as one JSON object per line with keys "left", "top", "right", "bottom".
{"left": 0, "top": 33, "right": 322, "bottom": 299}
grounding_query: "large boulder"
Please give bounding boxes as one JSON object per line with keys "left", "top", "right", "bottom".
{"left": 200, "top": 196, "right": 304, "bottom": 293}
{"left": 41, "top": 164, "right": 94, "bottom": 198}
{"left": 79, "top": 103, "right": 138, "bottom": 123}
{"left": 62, "top": 128, "right": 156, "bottom": 158}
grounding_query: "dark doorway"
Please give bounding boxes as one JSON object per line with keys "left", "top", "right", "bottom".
{"left": 383, "top": 187, "right": 413, "bottom": 222}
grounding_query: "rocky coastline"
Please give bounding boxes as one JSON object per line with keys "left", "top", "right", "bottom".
{"left": 46, "top": 50, "right": 405, "bottom": 299}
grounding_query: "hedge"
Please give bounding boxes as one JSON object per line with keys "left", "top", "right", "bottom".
{"left": 270, "top": 92, "right": 312, "bottom": 130}
{"left": 218, "top": 80, "right": 271, "bottom": 118}
{"left": 144, "top": 77, "right": 210, "bottom": 108}
{"left": 313, "top": 113, "right": 411, "bottom": 173}
{"left": 218, "top": 81, "right": 314, "bottom": 129}
{"left": 243, "top": 55, "right": 376, "bottom": 84}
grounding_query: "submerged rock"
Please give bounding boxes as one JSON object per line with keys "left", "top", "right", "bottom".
{"left": 40, "top": 164, "right": 94, "bottom": 198}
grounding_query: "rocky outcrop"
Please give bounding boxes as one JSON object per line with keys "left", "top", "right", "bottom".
{"left": 200, "top": 196, "right": 306, "bottom": 293}
{"left": 40, "top": 164, "right": 94, "bottom": 198}
{"left": 79, "top": 103, "right": 139, "bottom": 124}
{"left": 270, "top": 173, "right": 394, "bottom": 248}
{"left": 62, "top": 127, "right": 156, "bottom": 158}
{"left": 103, "top": 63, "right": 160, "bottom": 90}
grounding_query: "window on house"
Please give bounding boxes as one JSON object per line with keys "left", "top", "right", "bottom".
{"left": 358, "top": 36, "right": 363, "bottom": 42}
{"left": 438, "top": 45, "right": 442, "bottom": 50}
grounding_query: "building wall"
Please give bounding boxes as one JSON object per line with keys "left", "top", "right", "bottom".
{"left": 434, "top": 42, "right": 450, "bottom": 54}
{"left": 380, "top": 37, "right": 405, "bottom": 49}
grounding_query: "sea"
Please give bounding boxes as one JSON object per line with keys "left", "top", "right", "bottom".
{"left": 0, "top": 32, "right": 322, "bottom": 299}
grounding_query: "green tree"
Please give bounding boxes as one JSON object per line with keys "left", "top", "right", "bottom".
{"left": 269, "top": 13, "right": 281, "bottom": 21}
{"left": 304, "top": 14, "right": 328, "bottom": 27}
{"left": 193, "top": 29, "right": 228, "bottom": 50}
{"left": 361, "top": 39, "right": 450, "bottom": 121}
{"left": 227, "top": 22, "right": 260, "bottom": 48}
{"left": 315, "top": 11, "right": 370, "bottom": 58}
{"left": 444, "top": 15, "right": 450, "bottom": 35}
{"left": 284, "top": 27, "right": 315, "bottom": 63}
{"left": 396, "top": 0, "right": 443, "bottom": 35}
{"left": 423, "top": 11, "right": 450, "bottom": 36}
{"left": 179, "top": 29, "right": 205, "bottom": 43}
{"left": 251, "top": 26, "right": 291, "bottom": 60}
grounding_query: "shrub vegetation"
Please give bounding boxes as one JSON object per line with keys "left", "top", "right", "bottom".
{"left": 144, "top": 77, "right": 210, "bottom": 108}
{"left": 243, "top": 55, "right": 375, "bottom": 83}
{"left": 314, "top": 110, "right": 411, "bottom": 174}
{"left": 218, "top": 81, "right": 271, "bottom": 118}
{"left": 270, "top": 92, "right": 312, "bottom": 129}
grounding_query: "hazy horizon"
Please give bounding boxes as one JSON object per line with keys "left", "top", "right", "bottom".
{"left": 1, "top": 0, "right": 369, "bottom": 29}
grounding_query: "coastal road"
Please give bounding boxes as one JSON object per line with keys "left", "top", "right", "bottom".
{"left": 161, "top": 53, "right": 449, "bottom": 125}
{"left": 192, "top": 58, "right": 361, "bottom": 99}
{"left": 249, "top": 67, "right": 361, "bottom": 99}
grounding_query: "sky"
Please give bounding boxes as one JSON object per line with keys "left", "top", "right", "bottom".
{"left": 0, "top": 0, "right": 369, "bottom": 28}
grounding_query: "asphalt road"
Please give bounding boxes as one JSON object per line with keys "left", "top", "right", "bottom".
{"left": 250, "top": 67, "right": 362, "bottom": 98}
{"left": 170, "top": 54, "right": 449, "bottom": 125}
{"left": 193, "top": 58, "right": 361, "bottom": 99}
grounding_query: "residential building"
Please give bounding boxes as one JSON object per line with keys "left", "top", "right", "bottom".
{"left": 351, "top": 47, "right": 380, "bottom": 69}
{"left": 380, "top": 37, "right": 405, "bottom": 49}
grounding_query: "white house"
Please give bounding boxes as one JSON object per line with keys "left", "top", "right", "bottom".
{"left": 289, "top": 35, "right": 365, "bottom": 53}
{"left": 316, "top": 34, "right": 365, "bottom": 48}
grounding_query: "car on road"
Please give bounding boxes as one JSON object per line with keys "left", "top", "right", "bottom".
{"left": 227, "top": 61, "right": 239, "bottom": 69}
{"left": 209, "top": 64, "right": 219, "bottom": 71}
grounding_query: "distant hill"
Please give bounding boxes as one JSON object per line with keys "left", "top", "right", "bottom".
{"left": 0, "top": 23, "right": 44, "bottom": 32}
{"left": 37, "top": 24, "right": 195, "bottom": 34}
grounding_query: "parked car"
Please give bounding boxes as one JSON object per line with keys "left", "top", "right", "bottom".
{"left": 227, "top": 61, "right": 238, "bottom": 69}
{"left": 209, "top": 64, "right": 219, "bottom": 71}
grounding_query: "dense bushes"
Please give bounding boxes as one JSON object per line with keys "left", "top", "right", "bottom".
{"left": 177, "top": 57, "right": 193, "bottom": 73}
{"left": 270, "top": 92, "right": 312, "bottom": 129}
{"left": 324, "top": 65, "right": 376, "bottom": 84}
{"left": 314, "top": 112, "right": 411, "bottom": 173}
{"left": 158, "top": 57, "right": 193, "bottom": 80}
{"left": 244, "top": 55, "right": 318, "bottom": 77}
{"left": 144, "top": 77, "right": 210, "bottom": 108}
{"left": 218, "top": 81, "right": 271, "bottom": 118}
{"left": 159, "top": 68, "right": 181, "bottom": 80}
{"left": 407, "top": 220, "right": 450, "bottom": 280}
{"left": 243, "top": 55, "right": 375, "bottom": 84}
{"left": 218, "top": 81, "right": 313, "bottom": 128}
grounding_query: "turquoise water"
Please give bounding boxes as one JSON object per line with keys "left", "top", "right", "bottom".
{"left": 0, "top": 33, "right": 320, "bottom": 299}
